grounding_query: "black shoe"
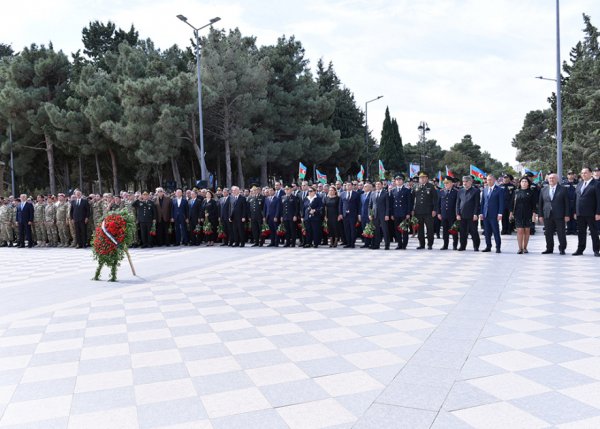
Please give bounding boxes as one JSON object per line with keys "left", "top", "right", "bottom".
{"left": 572, "top": 251, "right": 583, "bottom": 256}
{"left": 440, "top": 246, "right": 448, "bottom": 250}
{"left": 427, "top": 245, "right": 433, "bottom": 250}
{"left": 474, "top": 248, "right": 479, "bottom": 252}
{"left": 396, "top": 245, "right": 402, "bottom": 250}
{"left": 560, "top": 250, "right": 566, "bottom": 255}
{"left": 541, "top": 250, "right": 553, "bottom": 254}
{"left": 314, "top": 245, "right": 318, "bottom": 248}
{"left": 517, "top": 250, "right": 523, "bottom": 254}
{"left": 370, "top": 246, "right": 380, "bottom": 250}
{"left": 220, "top": 243, "right": 228, "bottom": 247}
{"left": 457, "top": 248, "right": 466, "bottom": 251}
{"left": 251, "top": 243, "right": 259, "bottom": 247}
{"left": 343, "top": 245, "right": 351, "bottom": 248}
{"left": 416, "top": 246, "right": 425, "bottom": 250}
{"left": 496, "top": 249, "right": 501, "bottom": 253}
{"left": 482, "top": 248, "right": 492, "bottom": 252}
{"left": 360, "top": 244, "right": 369, "bottom": 248}
{"left": 595, "top": 252, "right": 600, "bottom": 257}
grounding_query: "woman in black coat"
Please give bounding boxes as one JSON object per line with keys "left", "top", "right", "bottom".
{"left": 324, "top": 188, "right": 341, "bottom": 247}
{"left": 202, "top": 190, "right": 219, "bottom": 246}
{"left": 510, "top": 176, "right": 537, "bottom": 254}
{"left": 303, "top": 189, "right": 323, "bottom": 248}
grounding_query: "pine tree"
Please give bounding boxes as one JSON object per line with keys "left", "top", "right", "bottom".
{"left": 378, "top": 107, "right": 405, "bottom": 173}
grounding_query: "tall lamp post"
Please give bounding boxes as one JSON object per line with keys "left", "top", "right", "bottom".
{"left": 177, "top": 14, "right": 221, "bottom": 182}
{"left": 9, "top": 123, "right": 15, "bottom": 196}
{"left": 364, "top": 95, "right": 383, "bottom": 179}
{"left": 417, "top": 121, "right": 430, "bottom": 172}
{"left": 534, "top": 0, "right": 562, "bottom": 178}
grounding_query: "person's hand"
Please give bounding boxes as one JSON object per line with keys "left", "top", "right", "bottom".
{"left": 538, "top": 216, "right": 543, "bottom": 223}
{"left": 406, "top": 214, "right": 411, "bottom": 220}
{"left": 473, "top": 215, "right": 478, "bottom": 222}
{"left": 457, "top": 215, "right": 462, "bottom": 221}
{"left": 437, "top": 214, "right": 442, "bottom": 220}
{"left": 497, "top": 214, "right": 502, "bottom": 221}
{"left": 564, "top": 216, "right": 570, "bottom": 222}
{"left": 432, "top": 211, "right": 437, "bottom": 217}
{"left": 479, "top": 215, "right": 484, "bottom": 221}
{"left": 338, "top": 215, "right": 343, "bottom": 221}
{"left": 84, "top": 218, "right": 88, "bottom": 224}
{"left": 384, "top": 216, "right": 389, "bottom": 221}
{"left": 391, "top": 216, "right": 395, "bottom": 221}
{"left": 241, "top": 218, "right": 245, "bottom": 223}
{"left": 358, "top": 215, "right": 361, "bottom": 222}
{"left": 170, "top": 218, "right": 174, "bottom": 223}
{"left": 293, "top": 216, "right": 297, "bottom": 222}
{"left": 596, "top": 214, "right": 600, "bottom": 221}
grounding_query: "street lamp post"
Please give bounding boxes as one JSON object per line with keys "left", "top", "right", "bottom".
{"left": 177, "top": 14, "right": 221, "bottom": 182}
{"left": 364, "top": 95, "right": 383, "bottom": 179}
{"left": 9, "top": 123, "right": 15, "bottom": 196}
{"left": 417, "top": 121, "right": 430, "bottom": 172}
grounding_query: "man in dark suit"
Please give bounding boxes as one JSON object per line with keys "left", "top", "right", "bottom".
{"left": 369, "top": 181, "right": 390, "bottom": 250}
{"left": 154, "top": 187, "right": 172, "bottom": 246}
{"left": 170, "top": 189, "right": 189, "bottom": 246}
{"left": 70, "top": 190, "right": 90, "bottom": 248}
{"left": 539, "top": 173, "right": 570, "bottom": 255}
{"left": 438, "top": 177, "right": 459, "bottom": 250}
{"left": 456, "top": 176, "right": 481, "bottom": 251}
{"left": 247, "top": 187, "right": 265, "bottom": 247}
{"left": 281, "top": 186, "right": 300, "bottom": 247}
{"left": 263, "top": 188, "right": 282, "bottom": 247}
{"left": 412, "top": 171, "right": 439, "bottom": 249}
{"left": 359, "top": 183, "right": 373, "bottom": 248}
{"left": 303, "top": 188, "right": 323, "bottom": 248}
{"left": 228, "top": 186, "right": 247, "bottom": 247}
{"left": 480, "top": 174, "right": 505, "bottom": 253}
{"left": 389, "top": 175, "right": 412, "bottom": 250}
{"left": 188, "top": 191, "right": 201, "bottom": 246}
{"left": 16, "top": 194, "right": 34, "bottom": 248}
{"left": 219, "top": 188, "right": 231, "bottom": 246}
{"left": 339, "top": 182, "right": 361, "bottom": 248}
{"left": 573, "top": 167, "right": 600, "bottom": 256}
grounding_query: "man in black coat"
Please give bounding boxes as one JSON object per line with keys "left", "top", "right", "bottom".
{"left": 572, "top": 167, "right": 600, "bottom": 256}
{"left": 219, "top": 189, "right": 231, "bottom": 246}
{"left": 281, "top": 186, "right": 300, "bottom": 247}
{"left": 188, "top": 191, "right": 202, "bottom": 246}
{"left": 339, "top": 182, "right": 361, "bottom": 248}
{"left": 228, "top": 186, "right": 247, "bottom": 247}
{"left": 247, "top": 187, "right": 265, "bottom": 247}
{"left": 369, "top": 181, "right": 390, "bottom": 250}
{"left": 456, "top": 176, "right": 481, "bottom": 251}
{"left": 438, "top": 177, "right": 459, "bottom": 250}
{"left": 70, "top": 190, "right": 90, "bottom": 248}
{"left": 539, "top": 173, "right": 570, "bottom": 255}
{"left": 16, "top": 194, "right": 34, "bottom": 248}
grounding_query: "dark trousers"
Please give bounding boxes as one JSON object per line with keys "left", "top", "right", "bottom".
{"left": 189, "top": 221, "right": 199, "bottom": 245}
{"left": 393, "top": 217, "right": 410, "bottom": 249}
{"left": 174, "top": 221, "right": 188, "bottom": 245}
{"left": 483, "top": 216, "right": 501, "bottom": 249}
{"left": 434, "top": 216, "right": 441, "bottom": 237}
{"left": 459, "top": 218, "right": 480, "bottom": 250}
{"left": 543, "top": 217, "right": 567, "bottom": 252}
{"left": 567, "top": 206, "right": 577, "bottom": 233}
{"left": 442, "top": 217, "right": 459, "bottom": 249}
{"left": 501, "top": 208, "right": 512, "bottom": 234}
{"left": 372, "top": 217, "right": 390, "bottom": 248}
{"left": 283, "top": 219, "right": 297, "bottom": 246}
{"left": 268, "top": 219, "right": 279, "bottom": 246}
{"left": 576, "top": 216, "right": 600, "bottom": 253}
{"left": 250, "top": 218, "right": 262, "bottom": 245}
{"left": 307, "top": 217, "right": 321, "bottom": 246}
{"left": 343, "top": 216, "right": 357, "bottom": 246}
{"left": 230, "top": 219, "right": 245, "bottom": 245}
{"left": 18, "top": 222, "right": 32, "bottom": 247}
{"left": 361, "top": 218, "right": 371, "bottom": 247}
{"left": 416, "top": 214, "right": 434, "bottom": 247}
{"left": 156, "top": 220, "right": 169, "bottom": 246}
{"left": 220, "top": 219, "right": 231, "bottom": 244}
{"left": 75, "top": 220, "right": 87, "bottom": 248}
{"left": 139, "top": 222, "right": 152, "bottom": 247}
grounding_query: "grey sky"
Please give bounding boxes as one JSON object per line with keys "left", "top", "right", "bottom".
{"left": 3, "top": 0, "right": 600, "bottom": 165}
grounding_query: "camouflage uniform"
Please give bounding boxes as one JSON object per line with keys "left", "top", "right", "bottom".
{"left": 44, "top": 201, "right": 58, "bottom": 247}
{"left": 0, "top": 202, "right": 15, "bottom": 246}
{"left": 33, "top": 201, "right": 47, "bottom": 247}
{"left": 124, "top": 197, "right": 139, "bottom": 246}
{"left": 56, "top": 199, "right": 70, "bottom": 247}
{"left": 92, "top": 200, "right": 104, "bottom": 227}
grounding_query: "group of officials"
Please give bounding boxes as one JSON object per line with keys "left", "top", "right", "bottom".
{"left": 1, "top": 167, "right": 599, "bottom": 256}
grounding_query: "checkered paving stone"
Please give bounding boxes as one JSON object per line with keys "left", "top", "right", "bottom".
{"left": 0, "top": 233, "right": 598, "bottom": 428}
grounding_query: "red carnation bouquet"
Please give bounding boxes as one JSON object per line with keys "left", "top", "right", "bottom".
{"left": 362, "top": 221, "right": 375, "bottom": 239}
{"left": 149, "top": 223, "right": 156, "bottom": 237}
{"left": 397, "top": 219, "right": 410, "bottom": 234}
{"left": 92, "top": 209, "right": 135, "bottom": 281}
{"left": 410, "top": 216, "right": 420, "bottom": 233}
{"left": 193, "top": 223, "right": 203, "bottom": 236}
{"left": 217, "top": 221, "right": 226, "bottom": 240}
{"left": 261, "top": 222, "right": 271, "bottom": 238}
{"left": 322, "top": 219, "right": 329, "bottom": 235}
{"left": 276, "top": 223, "right": 286, "bottom": 237}
{"left": 449, "top": 220, "right": 460, "bottom": 235}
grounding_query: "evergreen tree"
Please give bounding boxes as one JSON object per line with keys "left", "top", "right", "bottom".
{"left": 378, "top": 107, "right": 405, "bottom": 173}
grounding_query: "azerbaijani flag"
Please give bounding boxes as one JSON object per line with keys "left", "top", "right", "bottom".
{"left": 446, "top": 165, "right": 454, "bottom": 178}
{"left": 357, "top": 165, "right": 365, "bottom": 181}
{"left": 409, "top": 163, "right": 420, "bottom": 178}
{"left": 335, "top": 167, "right": 342, "bottom": 182}
{"left": 378, "top": 160, "right": 385, "bottom": 179}
{"left": 298, "top": 162, "right": 307, "bottom": 180}
{"left": 470, "top": 164, "right": 486, "bottom": 183}
{"left": 437, "top": 171, "right": 443, "bottom": 188}
{"left": 316, "top": 169, "right": 327, "bottom": 184}
{"left": 524, "top": 168, "right": 542, "bottom": 183}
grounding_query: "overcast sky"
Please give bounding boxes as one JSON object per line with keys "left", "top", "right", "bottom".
{"left": 3, "top": 0, "right": 599, "bottom": 166}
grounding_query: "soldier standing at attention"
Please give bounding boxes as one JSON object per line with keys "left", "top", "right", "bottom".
{"left": 56, "top": 194, "right": 70, "bottom": 247}
{"left": 281, "top": 185, "right": 300, "bottom": 247}
{"left": 132, "top": 191, "right": 157, "bottom": 248}
{"left": 33, "top": 195, "right": 47, "bottom": 247}
{"left": 389, "top": 174, "right": 412, "bottom": 250}
{"left": 44, "top": 195, "right": 59, "bottom": 247}
{"left": 247, "top": 186, "right": 265, "bottom": 247}
{"left": 412, "top": 171, "right": 439, "bottom": 249}
{"left": 67, "top": 195, "right": 77, "bottom": 248}
{"left": 0, "top": 198, "right": 15, "bottom": 247}
{"left": 500, "top": 174, "right": 515, "bottom": 234}
{"left": 438, "top": 177, "right": 459, "bottom": 250}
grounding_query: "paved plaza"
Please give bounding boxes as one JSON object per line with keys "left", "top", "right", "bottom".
{"left": 0, "top": 233, "right": 599, "bottom": 429}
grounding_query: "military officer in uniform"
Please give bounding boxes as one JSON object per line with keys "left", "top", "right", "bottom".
{"left": 44, "top": 195, "right": 59, "bottom": 247}
{"left": 456, "top": 176, "right": 481, "bottom": 251}
{"left": 55, "top": 194, "right": 70, "bottom": 247}
{"left": 438, "top": 177, "right": 459, "bottom": 250}
{"left": 67, "top": 195, "right": 78, "bottom": 248}
{"left": 389, "top": 174, "right": 412, "bottom": 249}
{"left": 500, "top": 174, "right": 516, "bottom": 234}
{"left": 0, "top": 198, "right": 15, "bottom": 247}
{"left": 412, "top": 171, "right": 439, "bottom": 249}
{"left": 246, "top": 187, "right": 265, "bottom": 247}
{"left": 281, "top": 185, "right": 300, "bottom": 247}
{"left": 33, "top": 195, "right": 47, "bottom": 247}
{"left": 133, "top": 191, "right": 157, "bottom": 248}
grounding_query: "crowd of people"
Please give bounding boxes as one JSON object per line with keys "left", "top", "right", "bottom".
{"left": 1, "top": 167, "right": 599, "bottom": 256}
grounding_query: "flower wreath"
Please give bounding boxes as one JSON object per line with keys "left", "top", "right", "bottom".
{"left": 92, "top": 209, "right": 136, "bottom": 281}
